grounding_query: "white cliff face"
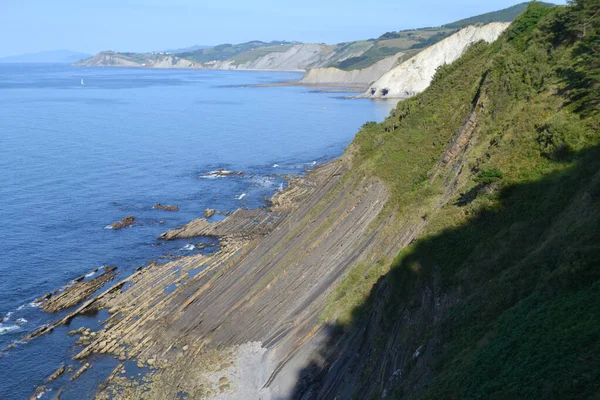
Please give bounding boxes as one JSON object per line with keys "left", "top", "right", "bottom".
{"left": 74, "top": 52, "right": 197, "bottom": 69}
{"left": 205, "top": 44, "right": 336, "bottom": 71}
{"left": 74, "top": 52, "right": 140, "bottom": 67}
{"left": 365, "top": 22, "right": 510, "bottom": 98}
{"left": 299, "top": 52, "right": 405, "bottom": 87}
{"left": 148, "top": 56, "right": 197, "bottom": 69}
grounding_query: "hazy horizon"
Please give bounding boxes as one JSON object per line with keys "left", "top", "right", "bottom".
{"left": 0, "top": 0, "right": 568, "bottom": 58}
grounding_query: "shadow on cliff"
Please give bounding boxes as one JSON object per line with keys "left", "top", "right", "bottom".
{"left": 289, "top": 145, "right": 600, "bottom": 400}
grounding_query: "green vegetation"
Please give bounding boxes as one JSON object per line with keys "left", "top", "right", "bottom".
{"left": 176, "top": 40, "right": 296, "bottom": 63}
{"left": 319, "top": 1, "right": 600, "bottom": 398}
{"left": 443, "top": 2, "right": 555, "bottom": 29}
{"left": 474, "top": 168, "right": 504, "bottom": 184}
{"left": 228, "top": 44, "right": 295, "bottom": 65}
{"left": 334, "top": 29, "right": 455, "bottom": 71}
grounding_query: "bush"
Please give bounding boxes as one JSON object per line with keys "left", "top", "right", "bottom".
{"left": 475, "top": 168, "right": 505, "bottom": 184}
{"left": 536, "top": 113, "right": 585, "bottom": 160}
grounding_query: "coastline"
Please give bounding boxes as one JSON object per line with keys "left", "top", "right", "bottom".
{"left": 12, "top": 151, "right": 393, "bottom": 399}
{"left": 71, "top": 63, "right": 374, "bottom": 93}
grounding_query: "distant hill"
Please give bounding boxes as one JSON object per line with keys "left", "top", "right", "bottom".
{"left": 162, "top": 44, "right": 212, "bottom": 54}
{"left": 443, "top": 1, "right": 556, "bottom": 28}
{"left": 0, "top": 49, "right": 92, "bottom": 63}
{"left": 175, "top": 41, "right": 300, "bottom": 63}
{"left": 75, "top": 2, "right": 553, "bottom": 75}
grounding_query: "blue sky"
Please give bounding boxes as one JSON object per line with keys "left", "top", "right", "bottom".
{"left": 0, "top": 0, "right": 565, "bottom": 57}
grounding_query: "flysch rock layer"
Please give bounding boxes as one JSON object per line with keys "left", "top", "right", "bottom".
{"left": 16, "top": 157, "right": 399, "bottom": 399}
{"left": 299, "top": 51, "right": 405, "bottom": 88}
{"left": 17, "top": 106, "right": 480, "bottom": 399}
{"left": 365, "top": 22, "right": 510, "bottom": 98}
{"left": 87, "top": 158, "right": 394, "bottom": 399}
{"left": 207, "top": 43, "right": 337, "bottom": 71}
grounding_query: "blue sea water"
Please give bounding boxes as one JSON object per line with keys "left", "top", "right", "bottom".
{"left": 0, "top": 64, "right": 394, "bottom": 399}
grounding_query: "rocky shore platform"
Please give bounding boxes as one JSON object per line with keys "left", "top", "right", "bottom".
{"left": 11, "top": 156, "right": 402, "bottom": 399}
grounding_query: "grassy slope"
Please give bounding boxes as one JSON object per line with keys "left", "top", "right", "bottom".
{"left": 175, "top": 40, "right": 295, "bottom": 63}
{"left": 443, "top": 1, "right": 554, "bottom": 28}
{"left": 320, "top": 1, "right": 600, "bottom": 398}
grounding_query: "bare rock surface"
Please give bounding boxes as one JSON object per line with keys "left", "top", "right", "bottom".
{"left": 15, "top": 158, "right": 419, "bottom": 399}
{"left": 40, "top": 266, "right": 117, "bottom": 312}
{"left": 153, "top": 204, "right": 179, "bottom": 211}
{"left": 110, "top": 216, "right": 135, "bottom": 230}
{"left": 299, "top": 51, "right": 405, "bottom": 87}
{"left": 159, "top": 208, "right": 276, "bottom": 241}
{"left": 46, "top": 365, "right": 65, "bottom": 382}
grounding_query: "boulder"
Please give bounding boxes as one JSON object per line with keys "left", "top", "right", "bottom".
{"left": 153, "top": 204, "right": 179, "bottom": 211}
{"left": 46, "top": 365, "right": 65, "bottom": 382}
{"left": 110, "top": 216, "right": 135, "bottom": 230}
{"left": 204, "top": 209, "right": 216, "bottom": 218}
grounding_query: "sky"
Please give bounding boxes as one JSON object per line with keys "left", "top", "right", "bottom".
{"left": 0, "top": 0, "right": 567, "bottom": 57}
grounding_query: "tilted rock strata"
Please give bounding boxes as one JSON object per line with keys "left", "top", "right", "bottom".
{"left": 40, "top": 267, "right": 117, "bottom": 313}
{"left": 299, "top": 51, "right": 405, "bottom": 87}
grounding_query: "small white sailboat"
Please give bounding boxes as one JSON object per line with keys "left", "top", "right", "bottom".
{"left": 81, "top": 78, "right": 84, "bottom": 85}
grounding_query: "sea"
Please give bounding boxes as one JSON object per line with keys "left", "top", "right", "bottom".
{"left": 0, "top": 64, "right": 395, "bottom": 399}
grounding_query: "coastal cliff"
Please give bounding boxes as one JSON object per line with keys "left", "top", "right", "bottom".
{"left": 365, "top": 22, "right": 510, "bottom": 98}
{"left": 298, "top": 52, "right": 404, "bottom": 87}
{"left": 74, "top": 51, "right": 197, "bottom": 68}
{"left": 16, "top": 2, "right": 599, "bottom": 399}
{"left": 73, "top": 3, "right": 533, "bottom": 76}
{"left": 297, "top": 22, "right": 510, "bottom": 90}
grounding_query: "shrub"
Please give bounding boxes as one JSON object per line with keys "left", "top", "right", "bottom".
{"left": 475, "top": 168, "right": 505, "bottom": 184}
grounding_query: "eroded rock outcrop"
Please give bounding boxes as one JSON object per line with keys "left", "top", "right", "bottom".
{"left": 299, "top": 52, "right": 405, "bottom": 88}
{"left": 153, "top": 204, "right": 179, "bottom": 211}
{"left": 110, "top": 216, "right": 135, "bottom": 230}
{"left": 40, "top": 266, "right": 117, "bottom": 313}
{"left": 159, "top": 208, "right": 275, "bottom": 240}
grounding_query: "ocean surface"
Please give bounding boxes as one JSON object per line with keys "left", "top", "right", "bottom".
{"left": 0, "top": 64, "right": 394, "bottom": 399}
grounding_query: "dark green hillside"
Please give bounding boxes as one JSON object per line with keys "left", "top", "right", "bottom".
{"left": 444, "top": 1, "right": 556, "bottom": 28}
{"left": 299, "top": 1, "right": 600, "bottom": 398}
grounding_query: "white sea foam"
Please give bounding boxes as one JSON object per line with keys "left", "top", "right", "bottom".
{"left": 237, "top": 193, "right": 247, "bottom": 200}
{"left": 200, "top": 170, "right": 235, "bottom": 179}
{"left": 272, "top": 164, "right": 279, "bottom": 168}
{"left": 16, "top": 318, "right": 27, "bottom": 325}
{"left": 4, "top": 312, "right": 13, "bottom": 321}
{"left": 104, "top": 225, "right": 114, "bottom": 230}
{"left": 0, "top": 324, "right": 19, "bottom": 335}
{"left": 85, "top": 271, "right": 96, "bottom": 278}
{"left": 251, "top": 176, "right": 275, "bottom": 187}
{"left": 182, "top": 244, "right": 195, "bottom": 251}
{"left": 16, "top": 301, "right": 40, "bottom": 311}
